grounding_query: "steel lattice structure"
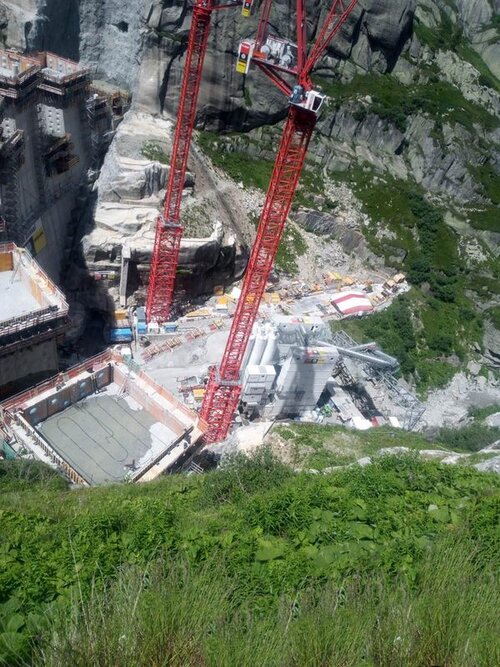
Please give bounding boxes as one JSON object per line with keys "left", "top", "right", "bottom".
{"left": 201, "top": 0, "right": 359, "bottom": 442}
{"left": 146, "top": 0, "right": 240, "bottom": 324}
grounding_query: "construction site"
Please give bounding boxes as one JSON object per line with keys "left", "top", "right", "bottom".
{"left": 0, "top": 0, "right": 429, "bottom": 483}
{"left": 0, "top": 242, "right": 69, "bottom": 399}
{"left": 0, "top": 350, "right": 206, "bottom": 485}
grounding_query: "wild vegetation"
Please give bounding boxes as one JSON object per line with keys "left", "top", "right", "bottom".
{"left": 197, "top": 131, "right": 274, "bottom": 191}
{"left": 317, "top": 72, "right": 499, "bottom": 134}
{"left": 0, "top": 447, "right": 499, "bottom": 666}
{"left": 141, "top": 140, "right": 170, "bottom": 165}
{"left": 274, "top": 410, "right": 500, "bottom": 471}
{"left": 330, "top": 166, "right": 496, "bottom": 391}
{"left": 197, "top": 103, "right": 498, "bottom": 392}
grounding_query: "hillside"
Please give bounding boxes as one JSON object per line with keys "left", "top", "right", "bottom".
{"left": 1, "top": 441, "right": 499, "bottom": 666}
{"left": 190, "top": 0, "right": 500, "bottom": 392}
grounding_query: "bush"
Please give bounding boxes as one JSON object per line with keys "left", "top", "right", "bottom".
{"left": 0, "top": 460, "right": 67, "bottom": 492}
{"left": 1, "top": 454, "right": 499, "bottom": 665}
{"left": 435, "top": 423, "right": 500, "bottom": 452}
{"left": 141, "top": 140, "right": 169, "bottom": 164}
{"left": 36, "top": 534, "right": 500, "bottom": 667}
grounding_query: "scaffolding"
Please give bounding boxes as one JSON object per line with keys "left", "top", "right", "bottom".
{"left": 43, "top": 133, "right": 80, "bottom": 176}
{"left": 331, "top": 329, "right": 425, "bottom": 431}
{"left": 0, "top": 130, "right": 24, "bottom": 237}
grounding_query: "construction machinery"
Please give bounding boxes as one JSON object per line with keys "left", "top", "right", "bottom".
{"left": 201, "top": 0, "right": 359, "bottom": 442}
{"left": 146, "top": 0, "right": 242, "bottom": 324}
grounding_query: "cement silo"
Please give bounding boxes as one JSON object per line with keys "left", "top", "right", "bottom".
{"left": 260, "top": 325, "right": 278, "bottom": 365}
{"left": 269, "top": 346, "right": 339, "bottom": 417}
{"left": 248, "top": 324, "right": 267, "bottom": 366}
{"left": 242, "top": 325, "right": 257, "bottom": 370}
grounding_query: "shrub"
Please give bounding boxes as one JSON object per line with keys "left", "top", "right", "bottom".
{"left": 435, "top": 423, "right": 500, "bottom": 452}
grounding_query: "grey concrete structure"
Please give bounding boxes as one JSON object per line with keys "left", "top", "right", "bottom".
{"left": 1, "top": 350, "right": 207, "bottom": 485}
{"left": 0, "top": 242, "right": 68, "bottom": 398}
{"left": 0, "top": 49, "right": 117, "bottom": 281}
{"left": 38, "top": 393, "right": 176, "bottom": 485}
{"left": 1, "top": 268, "right": 40, "bottom": 317}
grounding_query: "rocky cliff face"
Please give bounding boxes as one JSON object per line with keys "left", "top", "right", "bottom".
{"left": 0, "top": 0, "right": 498, "bottom": 377}
{"left": 2, "top": 0, "right": 497, "bottom": 209}
{"left": 0, "top": 0, "right": 144, "bottom": 88}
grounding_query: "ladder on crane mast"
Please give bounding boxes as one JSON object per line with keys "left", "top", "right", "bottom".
{"left": 201, "top": 0, "right": 359, "bottom": 443}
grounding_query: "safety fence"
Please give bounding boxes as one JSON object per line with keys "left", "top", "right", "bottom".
{"left": 1, "top": 347, "right": 208, "bottom": 439}
{"left": 122, "top": 354, "right": 207, "bottom": 431}
{"left": 132, "top": 426, "right": 194, "bottom": 483}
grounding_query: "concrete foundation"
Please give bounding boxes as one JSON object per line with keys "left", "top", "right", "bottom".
{"left": 38, "top": 391, "right": 177, "bottom": 485}
{"left": 1, "top": 349, "right": 207, "bottom": 485}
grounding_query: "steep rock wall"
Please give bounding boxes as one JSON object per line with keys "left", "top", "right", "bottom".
{"left": 141, "top": 0, "right": 416, "bottom": 131}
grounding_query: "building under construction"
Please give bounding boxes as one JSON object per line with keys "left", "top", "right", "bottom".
{"left": 0, "top": 242, "right": 69, "bottom": 399}
{"left": 0, "top": 48, "right": 124, "bottom": 281}
{"left": 0, "top": 350, "right": 207, "bottom": 485}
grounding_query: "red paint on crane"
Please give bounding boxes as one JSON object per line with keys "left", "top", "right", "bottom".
{"left": 200, "top": 106, "right": 316, "bottom": 442}
{"left": 201, "top": 0, "right": 359, "bottom": 443}
{"left": 146, "top": 1, "right": 214, "bottom": 324}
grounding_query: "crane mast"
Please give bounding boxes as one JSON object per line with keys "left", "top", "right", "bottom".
{"left": 146, "top": 0, "right": 242, "bottom": 324}
{"left": 201, "top": 0, "right": 358, "bottom": 443}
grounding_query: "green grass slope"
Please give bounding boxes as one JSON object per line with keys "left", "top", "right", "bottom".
{"left": 1, "top": 448, "right": 499, "bottom": 666}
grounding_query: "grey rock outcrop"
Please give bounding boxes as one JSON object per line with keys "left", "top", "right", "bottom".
{"left": 82, "top": 109, "right": 247, "bottom": 304}
{"left": 23, "top": 0, "right": 145, "bottom": 89}
{"left": 0, "top": 0, "right": 37, "bottom": 49}
{"left": 142, "top": 0, "right": 416, "bottom": 130}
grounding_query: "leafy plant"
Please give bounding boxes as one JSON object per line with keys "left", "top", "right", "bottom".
{"left": 141, "top": 140, "right": 169, "bottom": 164}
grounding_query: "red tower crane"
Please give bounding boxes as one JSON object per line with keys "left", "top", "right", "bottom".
{"left": 146, "top": 0, "right": 243, "bottom": 324}
{"left": 201, "top": 0, "right": 359, "bottom": 442}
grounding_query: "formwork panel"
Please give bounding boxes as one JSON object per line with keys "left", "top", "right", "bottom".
{"left": 24, "top": 400, "right": 48, "bottom": 425}
{"left": 47, "top": 393, "right": 64, "bottom": 417}
{"left": 95, "top": 365, "right": 111, "bottom": 389}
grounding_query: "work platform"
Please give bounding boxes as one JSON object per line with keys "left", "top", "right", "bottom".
{"left": 0, "top": 269, "right": 40, "bottom": 319}
{"left": 0, "top": 242, "right": 68, "bottom": 345}
{"left": 1, "top": 350, "right": 208, "bottom": 485}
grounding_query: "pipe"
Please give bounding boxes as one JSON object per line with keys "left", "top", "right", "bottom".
{"left": 316, "top": 341, "right": 399, "bottom": 370}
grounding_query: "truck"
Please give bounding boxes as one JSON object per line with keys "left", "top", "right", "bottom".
{"left": 106, "top": 308, "right": 133, "bottom": 343}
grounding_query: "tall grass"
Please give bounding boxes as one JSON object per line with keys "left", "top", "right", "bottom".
{"left": 36, "top": 536, "right": 499, "bottom": 667}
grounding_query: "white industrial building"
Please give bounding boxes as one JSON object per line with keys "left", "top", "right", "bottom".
{"left": 239, "top": 316, "right": 406, "bottom": 423}
{"left": 331, "top": 292, "right": 374, "bottom": 317}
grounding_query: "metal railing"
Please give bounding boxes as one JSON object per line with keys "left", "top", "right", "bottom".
{"left": 0, "top": 349, "right": 112, "bottom": 411}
